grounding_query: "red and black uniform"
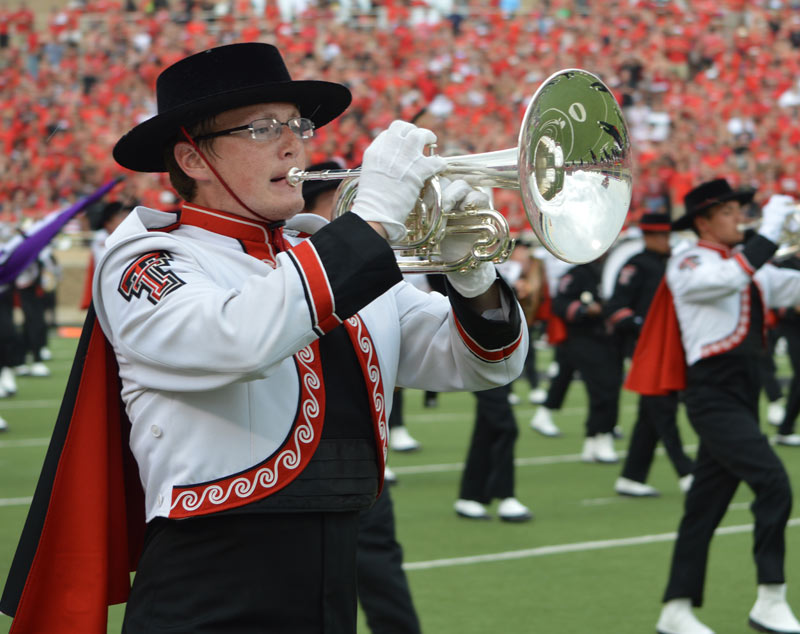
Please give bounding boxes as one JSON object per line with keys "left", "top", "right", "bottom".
{"left": 773, "top": 254, "right": 800, "bottom": 437}
{"left": 607, "top": 247, "right": 694, "bottom": 484}
{"left": 552, "top": 261, "right": 622, "bottom": 438}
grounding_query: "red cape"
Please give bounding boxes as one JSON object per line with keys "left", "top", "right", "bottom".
{"left": 0, "top": 306, "right": 145, "bottom": 633}
{"left": 624, "top": 279, "right": 687, "bottom": 396}
{"left": 535, "top": 282, "right": 567, "bottom": 346}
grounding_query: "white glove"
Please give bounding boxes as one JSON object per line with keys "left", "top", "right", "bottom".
{"left": 439, "top": 179, "right": 497, "bottom": 298}
{"left": 351, "top": 120, "right": 446, "bottom": 243}
{"left": 759, "top": 194, "right": 796, "bottom": 244}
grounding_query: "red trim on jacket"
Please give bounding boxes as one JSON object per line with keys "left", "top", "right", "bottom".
{"left": 607, "top": 307, "right": 634, "bottom": 326}
{"left": 344, "top": 316, "right": 388, "bottom": 492}
{"left": 180, "top": 202, "right": 280, "bottom": 265}
{"left": 694, "top": 241, "right": 762, "bottom": 357}
{"left": 696, "top": 239, "right": 731, "bottom": 257}
{"left": 734, "top": 252, "right": 755, "bottom": 276}
{"left": 169, "top": 341, "right": 326, "bottom": 518}
{"left": 699, "top": 286, "right": 751, "bottom": 358}
{"left": 452, "top": 314, "right": 524, "bottom": 362}
{"left": 566, "top": 300, "right": 582, "bottom": 321}
{"left": 287, "top": 240, "right": 342, "bottom": 336}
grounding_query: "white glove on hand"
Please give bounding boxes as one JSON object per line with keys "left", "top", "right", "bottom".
{"left": 439, "top": 179, "right": 497, "bottom": 298}
{"left": 351, "top": 120, "right": 446, "bottom": 243}
{"left": 759, "top": 194, "right": 796, "bottom": 244}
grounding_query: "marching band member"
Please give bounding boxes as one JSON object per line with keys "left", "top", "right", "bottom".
{"left": 627, "top": 179, "right": 800, "bottom": 634}
{"left": 551, "top": 256, "right": 622, "bottom": 463}
{"left": 606, "top": 212, "right": 694, "bottom": 497}
{"left": 1, "top": 43, "right": 527, "bottom": 634}
{"left": 301, "top": 160, "right": 422, "bottom": 634}
{"left": 771, "top": 250, "right": 800, "bottom": 447}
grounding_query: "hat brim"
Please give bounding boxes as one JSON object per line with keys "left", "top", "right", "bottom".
{"left": 113, "top": 80, "right": 352, "bottom": 173}
{"left": 672, "top": 189, "right": 755, "bottom": 231}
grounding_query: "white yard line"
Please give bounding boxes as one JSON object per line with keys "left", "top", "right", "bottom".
{"left": 0, "top": 399, "right": 61, "bottom": 410}
{"left": 0, "top": 438, "right": 50, "bottom": 449}
{"left": 393, "top": 445, "right": 700, "bottom": 476}
{"left": 403, "top": 518, "right": 800, "bottom": 571}
{"left": 405, "top": 403, "right": 638, "bottom": 425}
{"left": 0, "top": 497, "right": 33, "bottom": 507}
{"left": 0, "top": 497, "right": 787, "bottom": 571}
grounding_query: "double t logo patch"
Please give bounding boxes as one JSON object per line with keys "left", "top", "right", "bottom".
{"left": 118, "top": 251, "right": 185, "bottom": 305}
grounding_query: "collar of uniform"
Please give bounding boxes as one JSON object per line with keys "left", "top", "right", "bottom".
{"left": 696, "top": 239, "right": 732, "bottom": 258}
{"left": 179, "top": 202, "right": 286, "bottom": 264}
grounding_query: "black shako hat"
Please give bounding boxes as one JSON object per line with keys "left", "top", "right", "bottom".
{"left": 113, "top": 43, "right": 352, "bottom": 173}
{"left": 672, "top": 178, "right": 755, "bottom": 231}
{"left": 302, "top": 160, "right": 345, "bottom": 207}
{"left": 638, "top": 212, "right": 672, "bottom": 232}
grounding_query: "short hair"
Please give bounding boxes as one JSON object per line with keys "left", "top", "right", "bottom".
{"left": 162, "top": 116, "right": 219, "bottom": 202}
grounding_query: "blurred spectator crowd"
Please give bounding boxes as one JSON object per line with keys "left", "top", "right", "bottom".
{"left": 2, "top": 0, "right": 800, "bottom": 233}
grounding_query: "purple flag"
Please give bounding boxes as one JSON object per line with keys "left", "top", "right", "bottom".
{"left": 0, "top": 179, "right": 121, "bottom": 285}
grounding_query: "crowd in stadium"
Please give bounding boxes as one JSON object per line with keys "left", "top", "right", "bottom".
{"left": 1, "top": 0, "right": 800, "bottom": 231}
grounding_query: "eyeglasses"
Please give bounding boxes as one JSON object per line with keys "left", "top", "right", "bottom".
{"left": 193, "top": 117, "right": 315, "bottom": 143}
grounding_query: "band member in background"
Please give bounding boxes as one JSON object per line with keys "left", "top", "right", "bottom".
{"left": 1, "top": 43, "right": 527, "bottom": 634}
{"left": 508, "top": 237, "right": 548, "bottom": 407}
{"left": 627, "top": 180, "right": 800, "bottom": 634}
{"left": 606, "top": 212, "right": 694, "bottom": 497}
{"left": 302, "top": 160, "right": 423, "bottom": 458}
{"left": 551, "top": 257, "right": 622, "bottom": 463}
{"left": 772, "top": 250, "right": 800, "bottom": 447}
{"left": 453, "top": 239, "right": 534, "bottom": 523}
{"left": 302, "top": 159, "right": 422, "bottom": 634}
{"left": 80, "top": 201, "right": 134, "bottom": 310}
{"left": 529, "top": 247, "right": 575, "bottom": 438}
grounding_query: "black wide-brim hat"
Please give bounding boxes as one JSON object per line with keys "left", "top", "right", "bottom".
{"left": 113, "top": 43, "right": 352, "bottom": 173}
{"left": 672, "top": 178, "right": 755, "bottom": 231}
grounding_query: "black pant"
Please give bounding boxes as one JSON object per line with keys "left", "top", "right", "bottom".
{"left": 17, "top": 286, "right": 47, "bottom": 361}
{"left": 778, "top": 322, "right": 800, "bottom": 435}
{"left": 357, "top": 486, "right": 421, "bottom": 634}
{"left": 621, "top": 392, "right": 694, "bottom": 483}
{"left": 389, "top": 388, "right": 404, "bottom": 429}
{"left": 459, "top": 384, "right": 518, "bottom": 503}
{"left": 663, "top": 355, "right": 792, "bottom": 606}
{"left": 520, "top": 325, "right": 540, "bottom": 389}
{"left": 0, "top": 289, "right": 21, "bottom": 368}
{"left": 123, "top": 511, "right": 360, "bottom": 633}
{"left": 560, "top": 335, "right": 622, "bottom": 437}
{"left": 759, "top": 330, "right": 783, "bottom": 403}
{"left": 543, "top": 344, "right": 574, "bottom": 410}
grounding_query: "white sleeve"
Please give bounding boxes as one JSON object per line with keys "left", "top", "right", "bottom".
{"left": 667, "top": 250, "right": 752, "bottom": 303}
{"left": 95, "top": 238, "right": 320, "bottom": 391}
{"left": 393, "top": 279, "right": 527, "bottom": 392}
{"left": 757, "top": 264, "right": 800, "bottom": 308}
{"left": 94, "top": 214, "right": 404, "bottom": 392}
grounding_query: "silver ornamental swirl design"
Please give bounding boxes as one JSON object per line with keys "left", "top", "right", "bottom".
{"left": 171, "top": 344, "right": 320, "bottom": 513}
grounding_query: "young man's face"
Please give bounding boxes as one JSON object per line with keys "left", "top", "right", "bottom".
{"left": 695, "top": 200, "right": 745, "bottom": 247}
{"left": 192, "top": 102, "right": 309, "bottom": 223}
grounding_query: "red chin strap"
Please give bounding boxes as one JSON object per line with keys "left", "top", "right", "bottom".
{"left": 179, "top": 126, "right": 289, "bottom": 252}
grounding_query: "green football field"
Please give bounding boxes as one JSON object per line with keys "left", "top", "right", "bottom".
{"left": 0, "top": 335, "right": 798, "bottom": 633}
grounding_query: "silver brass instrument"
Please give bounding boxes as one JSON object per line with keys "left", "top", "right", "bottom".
{"left": 739, "top": 209, "right": 800, "bottom": 259}
{"left": 287, "top": 68, "right": 633, "bottom": 272}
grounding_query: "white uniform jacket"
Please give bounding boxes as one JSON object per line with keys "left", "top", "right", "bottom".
{"left": 667, "top": 237, "right": 800, "bottom": 366}
{"left": 93, "top": 203, "right": 526, "bottom": 521}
